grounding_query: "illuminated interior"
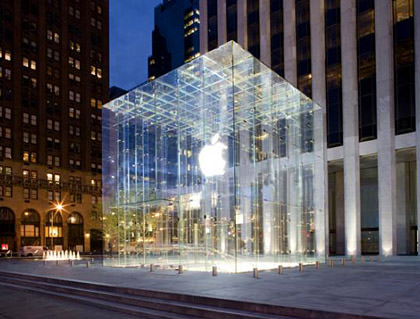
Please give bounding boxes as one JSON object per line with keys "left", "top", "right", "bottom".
{"left": 103, "top": 41, "right": 325, "bottom": 272}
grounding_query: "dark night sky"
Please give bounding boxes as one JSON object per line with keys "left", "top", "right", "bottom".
{"left": 110, "top": 0, "right": 162, "bottom": 90}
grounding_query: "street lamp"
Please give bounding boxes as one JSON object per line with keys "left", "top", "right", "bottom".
{"left": 49, "top": 201, "right": 64, "bottom": 250}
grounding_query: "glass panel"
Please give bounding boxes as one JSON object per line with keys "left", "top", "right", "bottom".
{"left": 103, "top": 42, "right": 325, "bottom": 272}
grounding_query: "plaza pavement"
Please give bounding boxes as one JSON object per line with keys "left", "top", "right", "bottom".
{"left": 0, "top": 256, "right": 419, "bottom": 318}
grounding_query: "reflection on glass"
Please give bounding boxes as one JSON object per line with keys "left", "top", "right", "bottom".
{"left": 103, "top": 42, "right": 325, "bottom": 272}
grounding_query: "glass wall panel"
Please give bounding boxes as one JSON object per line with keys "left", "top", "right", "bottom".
{"left": 103, "top": 42, "right": 325, "bottom": 272}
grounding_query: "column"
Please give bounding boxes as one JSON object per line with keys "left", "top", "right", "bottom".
{"left": 237, "top": 0, "right": 247, "bottom": 48}
{"left": 415, "top": 0, "right": 420, "bottom": 255}
{"left": 396, "top": 163, "right": 408, "bottom": 254}
{"left": 283, "top": 0, "right": 297, "bottom": 85}
{"left": 259, "top": 0, "right": 271, "bottom": 66}
{"left": 310, "top": 0, "right": 328, "bottom": 257}
{"left": 341, "top": 0, "right": 361, "bottom": 256}
{"left": 375, "top": 0, "right": 397, "bottom": 256}
{"left": 217, "top": 0, "right": 227, "bottom": 45}
{"left": 200, "top": 0, "right": 208, "bottom": 54}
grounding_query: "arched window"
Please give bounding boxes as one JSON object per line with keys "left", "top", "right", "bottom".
{"left": 0, "top": 207, "right": 15, "bottom": 251}
{"left": 67, "top": 212, "right": 83, "bottom": 224}
{"left": 67, "top": 212, "right": 84, "bottom": 250}
{"left": 0, "top": 207, "right": 15, "bottom": 234}
{"left": 45, "top": 211, "right": 63, "bottom": 249}
{"left": 21, "top": 209, "right": 40, "bottom": 246}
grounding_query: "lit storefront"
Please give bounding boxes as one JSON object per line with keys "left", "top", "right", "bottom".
{"left": 103, "top": 42, "right": 326, "bottom": 272}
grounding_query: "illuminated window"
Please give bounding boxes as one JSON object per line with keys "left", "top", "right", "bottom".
{"left": 23, "top": 151, "right": 30, "bottom": 162}
{"left": 4, "top": 148, "right": 11, "bottom": 159}
{"left": 23, "top": 132, "right": 29, "bottom": 143}
{"left": 23, "top": 57, "right": 29, "bottom": 67}
{"left": 31, "top": 115, "right": 37, "bottom": 126}
{"left": 30, "top": 152, "right": 37, "bottom": 163}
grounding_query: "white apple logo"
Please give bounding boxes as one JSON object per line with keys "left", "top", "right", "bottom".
{"left": 199, "top": 134, "right": 227, "bottom": 177}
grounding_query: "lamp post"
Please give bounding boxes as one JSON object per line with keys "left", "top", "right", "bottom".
{"left": 49, "top": 202, "right": 63, "bottom": 251}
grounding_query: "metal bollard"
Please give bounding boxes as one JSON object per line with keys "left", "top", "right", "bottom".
{"left": 150, "top": 264, "right": 154, "bottom": 272}
{"left": 56, "top": 260, "right": 59, "bottom": 266}
{"left": 178, "top": 265, "right": 184, "bottom": 274}
{"left": 253, "top": 268, "right": 259, "bottom": 279}
{"left": 329, "top": 259, "right": 334, "bottom": 268}
{"left": 315, "top": 261, "right": 320, "bottom": 269}
{"left": 70, "top": 260, "right": 74, "bottom": 267}
{"left": 298, "top": 263, "right": 303, "bottom": 272}
{"left": 43, "top": 260, "right": 46, "bottom": 266}
{"left": 341, "top": 258, "right": 345, "bottom": 266}
{"left": 91, "top": 258, "right": 94, "bottom": 263}
{"left": 278, "top": 265, "right": 283, "bottom": 274}
{"left": 86, "top": 261, "right": 90, "bottom": 268}
{"left": 212, "top": 266, "right": 218, "bottom": 277}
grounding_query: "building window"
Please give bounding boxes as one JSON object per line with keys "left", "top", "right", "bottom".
{"left": 393, "top": 0, "right": 415, "bottom": 134}
{"left": 4, "top": 186, "right": 12, "bottom": 197}
{"left": 24, "top": 188, "right": 30, "bottom": 200}
{"left": 5, "top": 147, "right": 12, "bottom": 159}
{"left": 23, "top": 169, "right": 30, "bottom": 178}
{"left": 357, "top": 0, "right": 377, "bottom": 141}
{"left": 207, "top": 0, "right": 218, "bottom": 50}
{"left": 31, "top": 115, "right": 37, "bottom": 126}
{"left": 247, "top": 0, "right": 260, "bottom": 58}
{"left": 270, "top": 0, "right": 284, "bottom": 76}
{"left": 325, "top": 0, "right": 343, "bottom": 147}
{"left": 296, "top": 0, "right": 312, "bottom": 97}
{"left": 31, "top": 189, "right": 38, "bottom": 200}
{"left": 4, "top": 108, "right": 11, "bottom": 120}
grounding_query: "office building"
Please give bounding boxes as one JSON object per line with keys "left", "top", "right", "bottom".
{"left": 0, "top": 0, "right": 108, "bottom": 253}
{"left": 148, "top": 0, "right": 200, "bottom": 81}
{"left": 199, "top": 0, "right": 419, "bottom": 256}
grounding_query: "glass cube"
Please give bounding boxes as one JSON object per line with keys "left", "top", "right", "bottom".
{"left": 103, "top": 41, "right": 325, "bottom": 272}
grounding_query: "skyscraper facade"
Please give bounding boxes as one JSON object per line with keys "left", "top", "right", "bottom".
{"left": 0, "top": 0, "right": 108, "bottom": 253}
{"left": 148, "top": 0, "right": 200, "bottom": 81}
{"left": 199, "top": 0, "right": 420, "bottom": 256}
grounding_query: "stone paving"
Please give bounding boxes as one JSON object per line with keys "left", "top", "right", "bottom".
{"left": 0, "top": 284, "right": 137, "bottom": 319}
{"left": 0, "top": 256, "right": 420, "bottom": 318}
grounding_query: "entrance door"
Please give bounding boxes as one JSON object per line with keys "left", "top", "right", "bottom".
{"left": 67, "top": 212, "right": 84, "bottom": 251}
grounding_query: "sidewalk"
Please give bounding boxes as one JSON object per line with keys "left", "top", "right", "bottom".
{"left": 1, "top": 256, "right": 420, "bottom": 318}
